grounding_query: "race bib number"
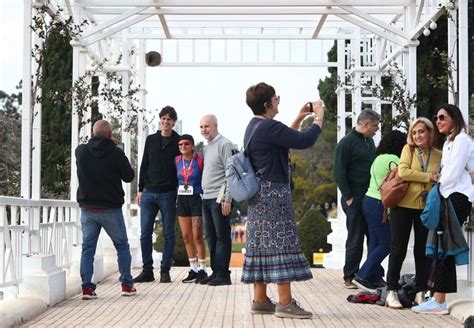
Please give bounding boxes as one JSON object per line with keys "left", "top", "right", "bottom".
{"left": 178, "top": 185, "right": 193, "bottom": 195}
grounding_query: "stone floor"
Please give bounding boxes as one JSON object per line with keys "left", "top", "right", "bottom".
{"left": 20, "top": 267, "right": 462, "bottom": 327}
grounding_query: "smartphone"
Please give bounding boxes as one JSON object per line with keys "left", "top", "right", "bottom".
{"left": 306, "top": 102, "right": 313, "bottom": 112}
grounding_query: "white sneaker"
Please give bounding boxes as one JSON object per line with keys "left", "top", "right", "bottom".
{"left": 385, "top": 290, "right": 403, "bottom": 309}
{"left": 414, "top": 291, "right": 427, "bottom": 305}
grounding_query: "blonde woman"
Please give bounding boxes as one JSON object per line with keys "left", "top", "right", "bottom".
{"left": 385, "top": 117, "right": 442, "bottom": 308}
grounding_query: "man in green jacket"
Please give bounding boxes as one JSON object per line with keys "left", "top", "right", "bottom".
{"left": 333, "top": 109, "right": 381, "bottom": 289}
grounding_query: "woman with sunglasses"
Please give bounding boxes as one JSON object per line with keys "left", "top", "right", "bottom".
{"left": 175, "top": 134, "right": 208, "bottom": 284}
{"left": 412, "top": 104, "right": 474, "bottom": 315}
{"left": 385, "top": 117, "right": 442, "bottom": 309}
{"left": 241, "top": 82, "right": 324, "bottom": 319}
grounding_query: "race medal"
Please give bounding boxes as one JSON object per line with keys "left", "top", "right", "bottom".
{"left": 178, "top": 184, "right": 193, "bottom": 195}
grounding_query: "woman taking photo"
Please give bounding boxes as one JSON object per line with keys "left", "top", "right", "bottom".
{"left": 412, "top": 104, "right": 474, "bottom": 315}
{"left": 174, "top": 134, "right": 208, "bottom": 284}
{"left": 385, "top": 118, "right": 442, "bottom": 308}
{"left": 354, "top": 130, "right": 406, "bottom": 290}
{"left": 241, "top": 82, "right": 324, "bottom": 319}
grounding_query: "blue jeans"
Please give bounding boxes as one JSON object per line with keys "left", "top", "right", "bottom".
{"left": 140, "top": 189, "right": 177, "bottom": 272}
{"left": 356, "top": 196, "right": 390, "bottom": 283}
{"left": 80, "top": 208, "right": 133, "bottom": 289}
{"left": 341, "top": 195, "right": 368, "bottom": 281}
{"left": 202, "top": 198, "right": 231, "bottom": 277}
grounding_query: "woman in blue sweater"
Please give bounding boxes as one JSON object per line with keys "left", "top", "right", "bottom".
{"left": 241, "top": 82, "right": 324, "bottom": 319}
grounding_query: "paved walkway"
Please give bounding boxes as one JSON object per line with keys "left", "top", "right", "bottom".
{"left": 21, "top": 267, "right": 461, "bottom": 327}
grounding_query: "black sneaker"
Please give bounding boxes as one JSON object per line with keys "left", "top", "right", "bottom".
{"left": 182, "top": 270, "right": 198, "bottom": 283}
{"left": 199, "top": 272, "right": 216, "bottom": 285}
{"left": 133, "top": 270, "right": 155, "bottom": 283}
{"left": 160, "top": 271, "right": 171, "bottom": 283}
{"left": 195, "top": 270, "right": 208, "bottom": 284}
{"left": 208, "top": 276, "right": 232, "bottom": 286}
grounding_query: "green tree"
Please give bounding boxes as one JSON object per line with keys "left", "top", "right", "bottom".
{"left": 0, "top": 83, "right": 22, "bottom": 196}
{"left": 297, "top": 208, "right": 332, "bottom": 264}
{"left": 41, "top": 24, "right": 72, "bottom": 198}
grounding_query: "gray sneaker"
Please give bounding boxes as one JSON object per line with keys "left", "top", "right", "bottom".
{"left": 251, "top": 298, "right": 276, "bottom": 314}
{"left": 274, "top": 299, "right": 312, "bottom": 319}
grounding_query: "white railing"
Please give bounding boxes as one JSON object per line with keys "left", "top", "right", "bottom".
{"left": 0, "top": 196, "right": 79, "bottom": 295}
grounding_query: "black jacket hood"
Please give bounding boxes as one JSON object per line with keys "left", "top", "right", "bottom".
{"left": 86, "top": 136, "right": 116, "bottom": 158}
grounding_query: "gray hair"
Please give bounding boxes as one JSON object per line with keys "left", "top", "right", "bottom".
{"left": 357, "top": 108, "right": 382, "bottom": 125}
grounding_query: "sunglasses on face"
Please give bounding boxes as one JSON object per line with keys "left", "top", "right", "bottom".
{"left": 178, "top": 142, "right": 192, "bottom": 147}
{"left": 433, "top": 114, "right": 449, "bottom": 122}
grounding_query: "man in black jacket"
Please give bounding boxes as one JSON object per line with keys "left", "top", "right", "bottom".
{"left": 133, "top": 106, "right": 180, "bottom": 283}
{"left": 76, "top": 120, "right": 136, "bottom": 299}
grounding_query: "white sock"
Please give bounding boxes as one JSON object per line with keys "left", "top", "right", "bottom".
{"left": 198, "top": 258, "right": 206, "bottom": 271}
{"left": 189, "top": 258, "right": 198, "bottom": 272}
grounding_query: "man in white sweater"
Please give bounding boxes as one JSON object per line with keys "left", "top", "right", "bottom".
{"left": 199, "top": 114, "right": 235, "bottom": 286}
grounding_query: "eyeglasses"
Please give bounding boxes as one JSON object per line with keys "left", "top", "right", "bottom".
{"left": 273, "top": 95, "right": 280, "bottom": 104}
{"left": 178, "top": 142, "right": 192, "bottom": 147}
{"left": 433, "top": 114, "right": 449, "bottom": 121}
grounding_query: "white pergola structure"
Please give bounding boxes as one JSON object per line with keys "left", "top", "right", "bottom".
{"left": 1, "top": 0, "right": 471, "bottom": 308}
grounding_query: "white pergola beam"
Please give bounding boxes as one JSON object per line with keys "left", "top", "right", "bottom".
{"left": 408, "top": 7, "right": 446, "bottom": 40}
{"left": 82, "top": 6, "right": 151, "bottom": 38}
{"left": 125, "top": 33, "right": 346, "bottom": 40}
{"left": 334, "top": 13, "right": 406, "bottom": 46}
{"left": 338, "top": 6, "right": 409, "bottom": 40}
{"left": 79, "top": 0, "right": 412, "bottom": 7}
{"left": 312, "top": 14, "right": 327, "bottom": 39}
{"left": 82, "top": 14, "right": 155, "bottom": 46}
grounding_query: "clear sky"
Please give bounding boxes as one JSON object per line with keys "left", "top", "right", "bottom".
{"left": 0, "top": 1, "right": 330, "bottom": 147}
{"left": 146, "top": 66, "right": 328, "bottom": 147}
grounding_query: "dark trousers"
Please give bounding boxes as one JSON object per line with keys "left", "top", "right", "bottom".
{"left": 357, "top": 196, "right": 390, "bottom": 283}
{"left": 341, "top": 195, "right": 368, "bottom": 281}
{"left": 432, "top": 192, "right": 471, "bottom": 293}
{"left": 202, "top": 198, "right": 231, "bottom": 278}
{"left": 387, "top": 206, "right": 428, "bottom": 292}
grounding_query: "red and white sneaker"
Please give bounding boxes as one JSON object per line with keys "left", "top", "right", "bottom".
{"left": 121, "top": 285, "right": 137, "bottom": 296}
{"left": 82, "top": 287, "right": 97, "bottom": 300}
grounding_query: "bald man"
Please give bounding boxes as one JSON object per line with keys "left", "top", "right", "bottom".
{"left": 75, "top": 120, "right": 136, "bottom": 299}
{"left": 199, "top": 114, "right": 236, "bottom": 286}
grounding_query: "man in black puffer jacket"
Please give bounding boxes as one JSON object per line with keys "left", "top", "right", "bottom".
{"left": 76, "top": 120, "right": 135, "bottom": 300}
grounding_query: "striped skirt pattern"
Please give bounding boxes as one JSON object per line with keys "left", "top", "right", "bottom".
{"left": 241, "top": 181, "right": 312, "bottom": 284}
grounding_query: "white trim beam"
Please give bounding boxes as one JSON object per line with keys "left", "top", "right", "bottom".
{"left": 125, "top": 33, "right": 348, "bottom": 40}
{"left": 408, "top": 7, "right": 446, "bottom": 40}
{"left": 82, "top": 14, "right": 155, "bottom": 46}
{"left": 78, "top": 0, "right": 412, "bottom": 7}
{"left": 82, "top": 6, "right": 151, "bottom": 38}
{"left": 334, "top": 13, "right": 406, "bottom": 46}
{"left": 338, "top": 6, "right": 409, "bottom": 40}
{"left": 312, "top": 14, "right": 327, "bottom": 39}
{"left": 86, "top": 7, "right": 404, "bottom": 15}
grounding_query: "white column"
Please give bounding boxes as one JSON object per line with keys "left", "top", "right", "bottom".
{"left": 352, "top": 30, "right": 362, "bottom": 127}
{"left": 325, "top": 38, "right": 348, "bottom": 270}
{"left": 447, "top": 9, "right": 458, "bottom": 105}
{"left": 21, "top": 0, "right": 32, "bottom": 202}
{"left": 405, "top": 3, "right": 417, "bottom": 121}
{"left": 457, "top": 0, "right": 469, "bottom": 122}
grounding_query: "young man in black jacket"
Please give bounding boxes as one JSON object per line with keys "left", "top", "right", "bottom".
{"left": 134, "top": 106, "right": 180, "bottom": 283}
{"left": 76, "top": 120, "right": 136, "bottom": 299}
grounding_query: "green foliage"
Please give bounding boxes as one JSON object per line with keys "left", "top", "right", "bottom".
{"left": 41, "top": 25, "right": 72, "bottom": 199}
{"left": 291, "top": 120, "right": 337, "bottom": 219}
{"left": 297, "top": 208, "right": 332, "bottom": 264}
{"left": 0, "top": 83, "right": 22, "bottom": 196}
{"left": 154, "top": 223, "right": 188, "bottom": 266}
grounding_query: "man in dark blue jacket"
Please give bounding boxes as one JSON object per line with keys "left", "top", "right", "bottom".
{"left": 76, "top": 120, "right": 136, "bottom": 299}
{"left": 133, "top": 106, "right": 180, "bottom": 283}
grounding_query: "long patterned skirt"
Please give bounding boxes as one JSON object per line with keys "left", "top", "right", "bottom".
{"left": 241, "top": 181, "right": 312, "bottom": 284}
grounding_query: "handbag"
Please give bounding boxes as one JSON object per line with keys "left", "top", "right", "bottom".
{"left": 379, "top": 161, "right": 409, "bottom": 208}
